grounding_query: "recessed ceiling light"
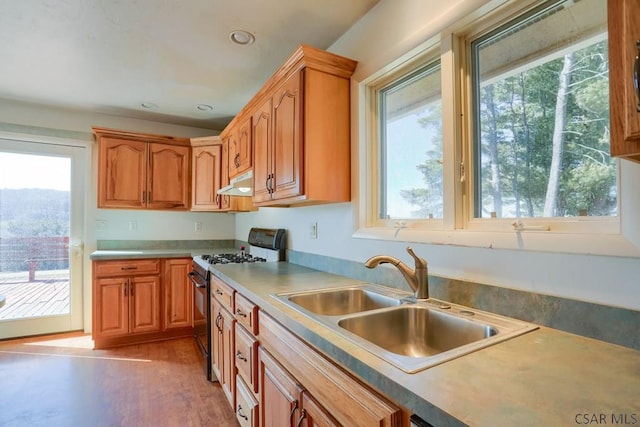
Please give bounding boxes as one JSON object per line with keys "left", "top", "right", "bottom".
{"left": 196, "top": 104, "right": 213, "bottom": 111}
{"left": 229, "top": 30, "right": 255, "bottom": 46}
{"left": 141, "top": 102, "right": 158, "bottom": 109}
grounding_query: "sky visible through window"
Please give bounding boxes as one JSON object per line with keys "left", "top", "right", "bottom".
{"left": 0, "top": 152, "right": 70, "bottom": 191}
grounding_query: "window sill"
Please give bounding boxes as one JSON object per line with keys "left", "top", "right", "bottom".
{"left": 353, "top": 226, "right": 640, "bottom": 258}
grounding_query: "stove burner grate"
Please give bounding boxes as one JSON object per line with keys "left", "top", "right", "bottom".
{"left": 201, "top": 253, "right": 267, "bottom": 264}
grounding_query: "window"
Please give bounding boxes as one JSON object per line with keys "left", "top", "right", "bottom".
{"left": 378, "top": 61, "right": 443, "bottom": 221}
{"left": 470, "top": 0, "right": 614, "bottom": 219}
{"left": 359, "top": 0, "right": 625, "bottom": 254}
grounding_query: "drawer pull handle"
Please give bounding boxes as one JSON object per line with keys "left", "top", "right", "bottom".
{"left": 215, "top": 289, "right": 223, "bottom": 296}
{"left": 635, "top": 40, "right": 640, "bottom": 112}
{"left": 296, "top": 409, "right": 307, "bottom": 427}
{"left": 290, "top": 400, "right": 298, "bottom": 422}
{"left": 121, "top": 266, "right": 137, "bottom": 270}
{"left": 237, "top": 404, "right": 248, "bottom": 420}
{"left": 235, "top": 309, "right": 247, "bottom": 317}
{"left": 236, "top": 351, "right": 247, "bottom": 362}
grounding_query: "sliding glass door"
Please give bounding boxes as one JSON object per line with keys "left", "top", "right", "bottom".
{"left": 0, "top": 138, "right": 85, "bottom": 339}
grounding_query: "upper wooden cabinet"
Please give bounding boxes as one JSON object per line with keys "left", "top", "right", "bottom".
{"left": 191, "top": 136, "right": 223, "bottom": 211}
{"left": 608, "top": 0, "right": 640, "bottom": 162}
{"left": 228, "top": 117, "right": 253, "bottom": 178}
{"left": 93, "top": 127, "right": 191, "bottom": 210}
{"left": 221, "top": 45, "right": 357, "bottom": 207}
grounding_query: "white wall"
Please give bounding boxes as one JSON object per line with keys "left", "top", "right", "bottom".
{"left": 236, "top": 0, "right": 640, "bottom": 311}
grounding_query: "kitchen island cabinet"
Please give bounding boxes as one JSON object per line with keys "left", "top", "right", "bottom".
{"left": 93, "top": 127, "right": 191, "bottom": 210}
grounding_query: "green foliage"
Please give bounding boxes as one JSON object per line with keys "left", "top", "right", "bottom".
{"left": 477, "top": 39, "right": 615, "bottom": 218}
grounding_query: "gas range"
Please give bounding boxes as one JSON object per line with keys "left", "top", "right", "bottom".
{"left": 190, "top": 227, "right": 286, "bottom": 382}
{"left": 193, "top": 227, "right": 286, "bottom": 270}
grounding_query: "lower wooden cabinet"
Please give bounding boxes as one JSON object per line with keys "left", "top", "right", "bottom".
{"left": 209, "top": 275, "right": 406, "bottom": 427}
{"left": 211, "top": 297, "right": 236, "bottom": 406}
{"left": 259, "top": 347, "right": 338, "bottom": 427}
{"left": 236, "top": 375, "right": 259, "bottom": 427}
{"left": 92, "top": 258, "right": 194, "bottom": 349}
{"left": 163, "top": 258, "right": 192, "bottom": 329}
{"left": 259, "top": 311, "right": 403, "bottom": 427}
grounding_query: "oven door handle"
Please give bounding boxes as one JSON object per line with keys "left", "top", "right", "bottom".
{"left": 188, "top": 271, "right": 207, "bottom": 288}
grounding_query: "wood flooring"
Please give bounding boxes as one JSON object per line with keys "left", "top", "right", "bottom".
{"left": 0, "top": 333, "right": 239, "bottom": 427}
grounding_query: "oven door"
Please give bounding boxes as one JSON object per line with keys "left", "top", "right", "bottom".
{"left": 188, "top": 270, "right": 212, "bottom": 380}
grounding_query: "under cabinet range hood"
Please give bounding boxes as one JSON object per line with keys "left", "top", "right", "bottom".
{"left": 217, "top": 169, "right": 253, "bottom": 196}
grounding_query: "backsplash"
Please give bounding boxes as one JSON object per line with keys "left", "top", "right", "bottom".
{"left": 288, "top": 249, "right": 640, "bottom": 351}
{"left": 96, "top": 239, "right": 237, "bottom": 250}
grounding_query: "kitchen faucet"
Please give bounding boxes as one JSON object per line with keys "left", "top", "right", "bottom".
{"left": 365, "top": 247, "right": 429, "bottom": 300}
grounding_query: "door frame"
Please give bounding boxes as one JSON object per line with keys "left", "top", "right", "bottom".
{"left": 0, "top": 130, "right": 90, "bottom": 339}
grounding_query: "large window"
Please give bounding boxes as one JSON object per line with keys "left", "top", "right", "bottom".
{"left": 378, "top": 61, "right": 443, "bottom": 221}
{"left": 471, "top": 0, "right": 614, "bottom": 219}
{"left": 363, "top": 0, "right": 621, "bottom": 253}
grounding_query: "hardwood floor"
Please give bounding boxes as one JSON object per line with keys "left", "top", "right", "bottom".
{"left": 0, "top": 333, "right": 239, "bottom": 427}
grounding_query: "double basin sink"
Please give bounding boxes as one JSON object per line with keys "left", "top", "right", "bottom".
{"left": 273, "top": 284, "right": 538, "bottom": 373}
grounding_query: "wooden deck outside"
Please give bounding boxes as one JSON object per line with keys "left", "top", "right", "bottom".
{"left": 0, "top": 270, "right": 70, "bottom": 320}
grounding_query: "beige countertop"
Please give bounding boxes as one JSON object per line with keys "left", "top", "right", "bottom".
{"left": 90, "top": 248, "right": 233, "bottom": 260}
{"left": 211, "top": 262, "right": 640, "bottom": 427}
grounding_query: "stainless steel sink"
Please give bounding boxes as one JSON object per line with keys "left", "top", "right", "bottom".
{"left": 285, "top": 286, "right": 403, "bottom": 316}
{"left": 272, "top": 285, "right": 538, "bottom": 373}
{"left": 337, "top": 305, "right": 497, "bottom": 357}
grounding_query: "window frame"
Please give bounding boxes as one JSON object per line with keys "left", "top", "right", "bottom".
{"left": 355, "top": 0, "right": 639, "bottom": 258}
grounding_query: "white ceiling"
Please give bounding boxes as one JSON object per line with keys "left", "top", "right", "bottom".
{"left": 0, "top": 0, "right": 380, "bottom": 131}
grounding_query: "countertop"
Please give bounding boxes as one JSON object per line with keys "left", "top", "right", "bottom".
{"left": 211, "top": 262, "right": 640, "bottom": 427}
{"left": 90, "top": 248, "right": 234, "bottom": 260}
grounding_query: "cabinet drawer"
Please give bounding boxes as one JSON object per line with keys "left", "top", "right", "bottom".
{"left": 235, "top": 324, "right": 259, "bottom": 393}
{"left": 235, "top": 293, "right": 259, "bottom": 335}
{"left": 212, "top": 275, "right": 235, "bottom": 312}
{"left": 235, "top": 375, "right": 258, "bottom": 427}
{"left": 94, "top": 259, "right": 160, "bottom": 277}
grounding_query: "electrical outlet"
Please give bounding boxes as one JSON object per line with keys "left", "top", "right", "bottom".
{"left": 194, "top": 221, "right": 202, "bottom": 232}
{"left": 96, "top": 220, "right": 107, "bottom": 230}
{"left": 309, "top": 222, "right": 318, "bottom": 239}
{"left": 128, "top": 220, "right": 137, "bottom": 231}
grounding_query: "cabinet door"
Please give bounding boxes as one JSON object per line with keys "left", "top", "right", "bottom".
{"left": 147, "top": 143, "right": 190, "bottom": 209}
{"left": 191, "top": 145, "right": 222, "bottom": 211}
{"left": 130, "top": 275, "right": 161, "bottom": 334}
{"left": 220, "top": 137, "right": 232, "bottom": 210}
{"left": 163, "top": 258, "right": 192, "bottom": 329}
{"left": 235, "top": 324, "right": 259, "bottom": 393}
{"left": 236, "top": 375, "right": 259, "bottom": 427}
{"left": 211, "top": 299, "right": 224, "bottom": 382}
{"left": 609, "top": 0, "right": 640, "bottom": 161}
{"left": 94, "top": 277, "right": 129, "bottom": 337}
{"left": 233, "top": 117, "right": 252, "bottom": 176}
{"left": 220, "top": 305, "right": 236, "bottom": 406}
{"left": 252, "top": 98, "right": 273, "bottom": 203}
{"left": 259, "top": 347, "right": 302, "bottom": 427}
{"left": 299, "top": 392, "right": 339, "bottom": 427}
{"left": 98, "top": 137, "right": 147, "bottom": 208}
{"left": 272, "top": 71, "right": 303, "bottom": 201}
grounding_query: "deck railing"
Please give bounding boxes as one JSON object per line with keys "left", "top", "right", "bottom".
{"left": 0, "top": 236, "right": 69, "bottom": 281}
